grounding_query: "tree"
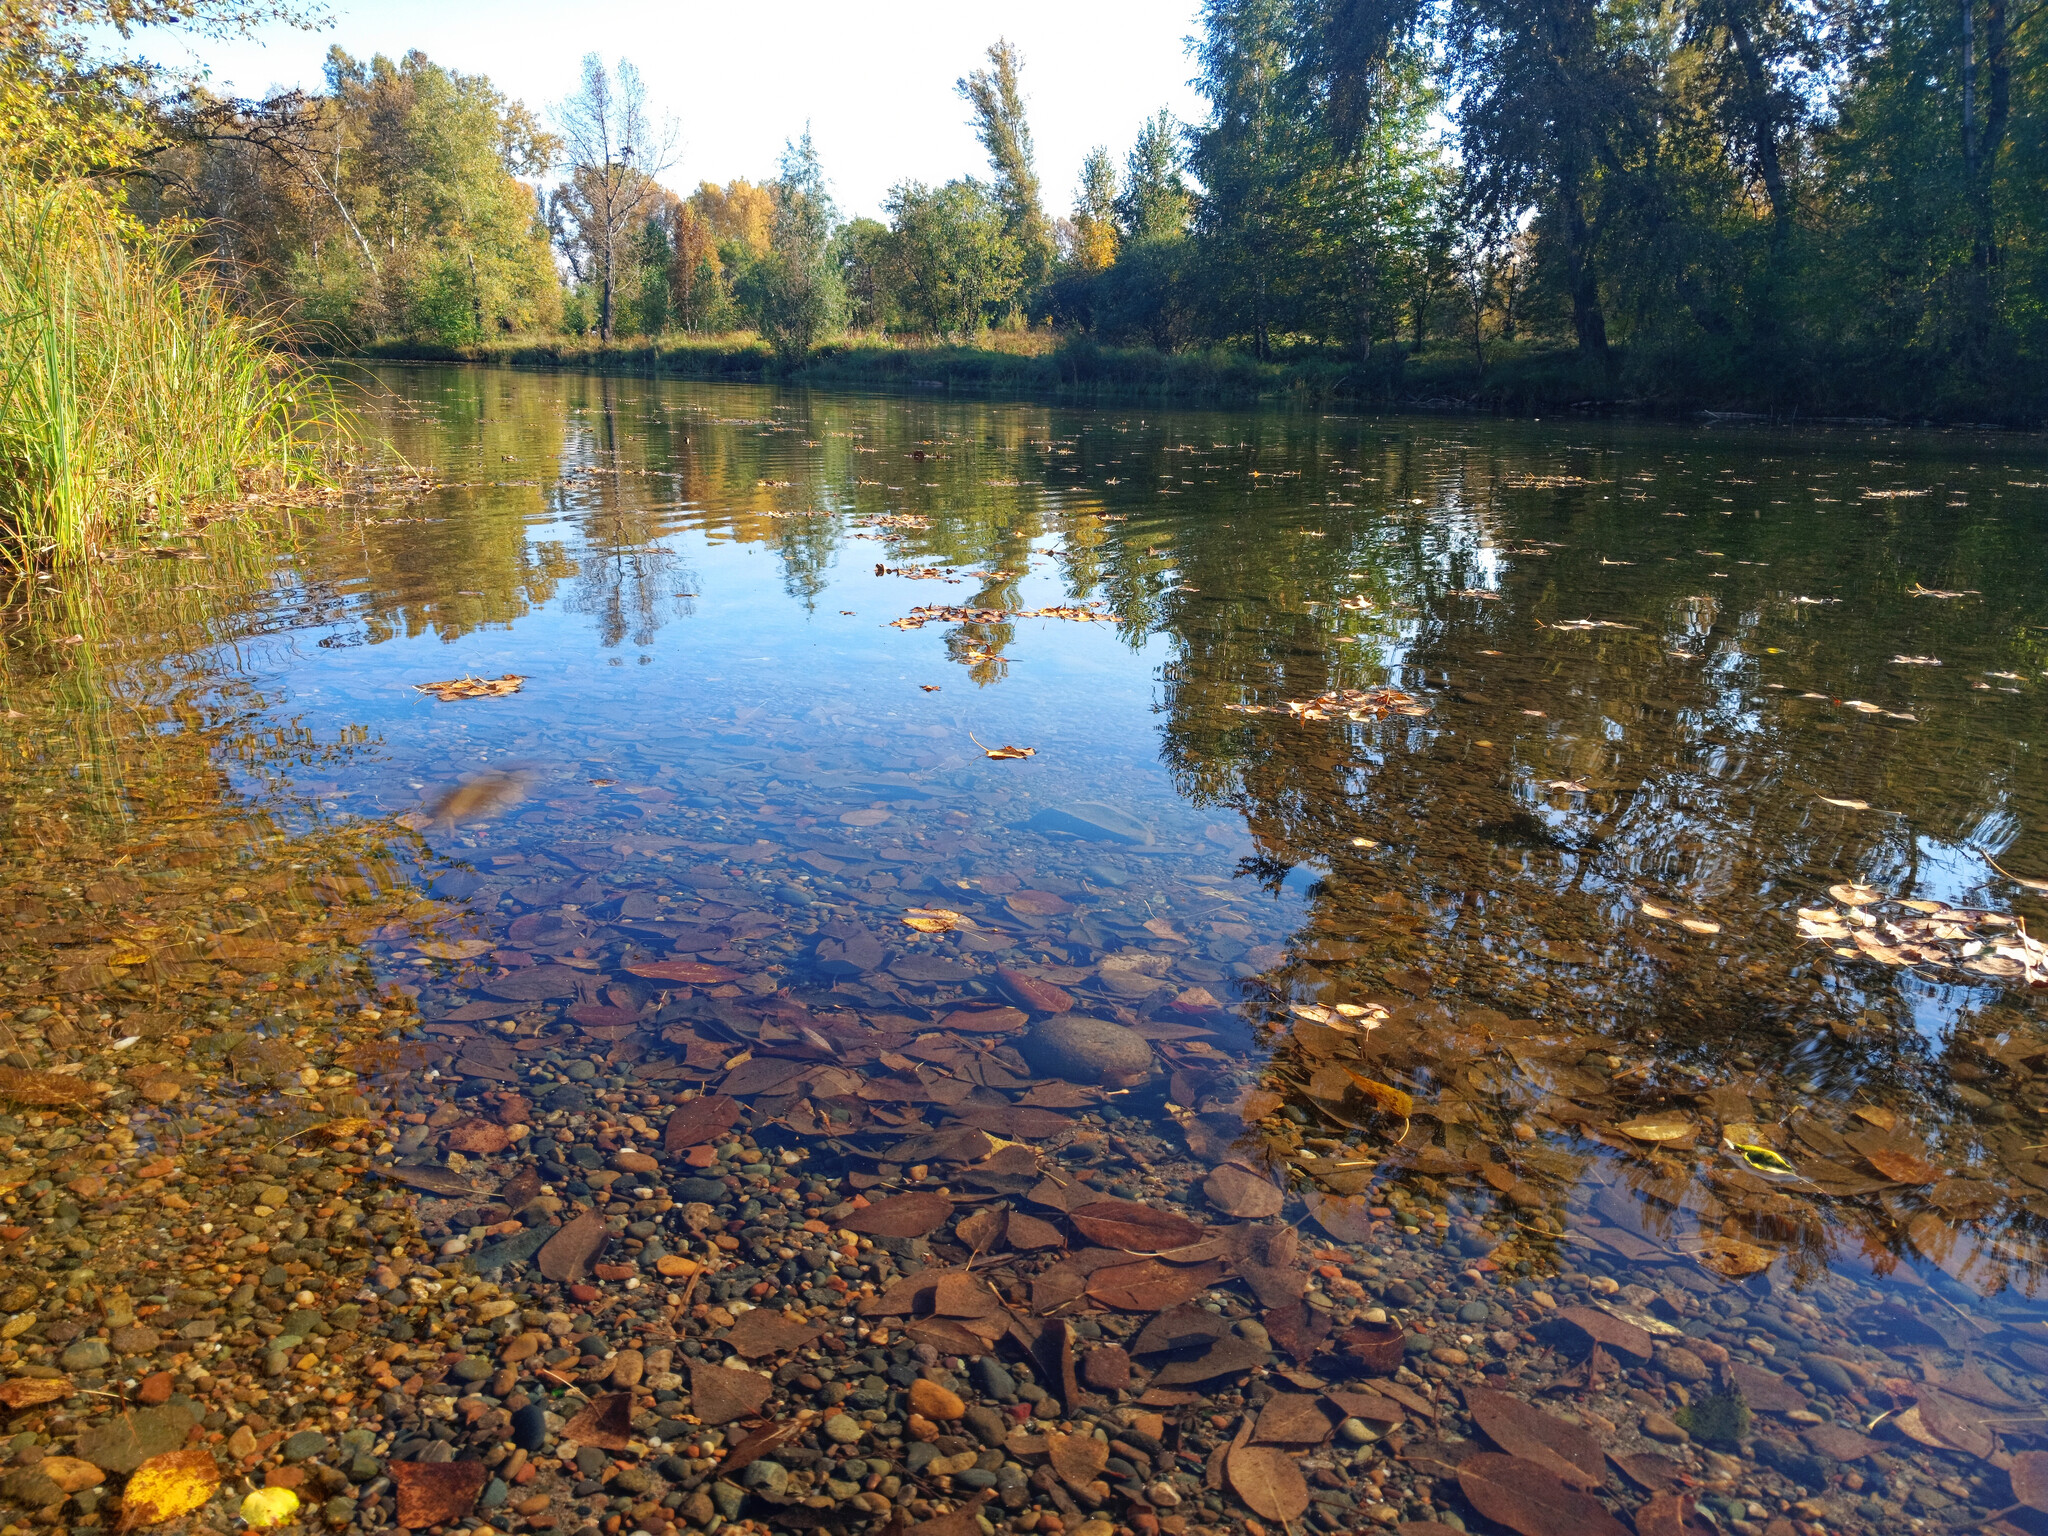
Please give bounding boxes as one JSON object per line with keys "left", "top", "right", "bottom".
{"left": 1118, "top": 109, "right": 1192, "bottom": 242}
{"left": 1068, "top": 146, "right": 1120, "bottom": 273}
{"left": 882, "top": 178, "right": 1022, "bottom": 337}
{"left": 832, "top": 216, "right": 891, "bottom": 331}
{"left": 957, "top": 39, "right": 1055, "bottom": 301}
{"left": 552, "top": 54, "right": 675, "bottom": 343}
{"left": 756, "top": 129, "right": 843, "bottom": 362}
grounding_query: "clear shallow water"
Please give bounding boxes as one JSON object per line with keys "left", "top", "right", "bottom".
{"left": 189, "top": 369, "right": 2048, "bottom": 1305}
{"left": 8, "top": 366, "right": 2048, "bottom": 1530}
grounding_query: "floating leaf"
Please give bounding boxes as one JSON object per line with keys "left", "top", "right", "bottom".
{"left": 413, "top": 673, "right": 525, "bottom": 702}
{"left": 1829, "top": 883, "right": 1884, "bottom": 906}
{"left": 116, "top": 1449, "right": 220, "bottom": 1532}
{"left": 415, "top": 938, "right": 494, "bottom": 960}
{"left": 1818, "top": 797, "right": 1873, "bottom": 810}
{"left": 1225, "top": 1443, "right": 1310, "bottom": 1522}
{"left": 1678, "top": 918, "right": 1721, "bottom": 935}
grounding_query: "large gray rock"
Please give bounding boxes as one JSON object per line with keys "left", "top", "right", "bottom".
{"left": 1025, "top": 802, "right": 1152, "bottom": 845}
{"left": 1019, "top": 1015, "right": 1154, "bottom": 1085}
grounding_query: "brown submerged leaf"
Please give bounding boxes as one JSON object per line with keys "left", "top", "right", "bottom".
{"left": 0, "top": 1376, "right": 71, "bottom": 1409}
{"left": 1226, "top": 1443, "right": 1309, "bottom": 1522}
{"left": 2008, "top": 1449, "right": 2048, "bottom": 1514}
{"left": 1070, "top": 1198, "right": 1204, "bottom": 1251}
{"left": 537, "top": 1209, "right": 608, "bottom": 1281}
{"left": 844, "top": 1191, "right": 954, "bottom": 1238}
{"left": 1045, "top": 1429, "right": 1108, "bottom": 1491}
{"left": 663, "top": 1094, "right": 742, "bottom": 1151}
{"left": 1465, "top": 1388, "right": 1606, "bottom": 1489}
{"left": 1204, "top": 1162, "right": 1283, "bottom": 1218}
{"left": 690, "top": 1361, "right": 774, "bottom": 1425}
{"left": 392, "top": 1460, "right": 490, "bottom": 1527}
{"left": 1457, "top": 1453, "right": 1631, "bottom": 1536}
{"left": 565, "top": 1392, "right": 634, "bottom": 1451}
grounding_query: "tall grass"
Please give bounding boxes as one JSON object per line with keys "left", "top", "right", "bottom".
{"left": 0, "top": 177, "right": 345, "bottom": 566}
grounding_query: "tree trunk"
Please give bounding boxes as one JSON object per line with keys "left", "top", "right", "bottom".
{"left": 1725, "top": 10, "right": 1791, "bottom": 243}
{"left": 466, "top": 251, "right": 484, "bottom": 339}
{"left": 600, "top": 233, "right": 615, "bottom": 344}
{"left": 1557, "top": 163, "right": 1609, "bottom": 367}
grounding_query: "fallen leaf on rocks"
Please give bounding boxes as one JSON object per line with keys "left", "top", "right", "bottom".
{"left": 0, "top": 1066, "right": 96, "bottom": 1106}
{"left": 391, "top": 1459, "right": 489, "bottom": 1527}
{"left": 1204, "top": 1162, "right": 1283, "bottom": 1219}
{"left": 1046, "top": 1428, "right": 1109, "bottom": 1491}
{"left": 1860, "top": 1144, "right": 1942, "bottom": 1183}
{"left": 1070, "top": 1199, "right": 1204, "bottom": 1251}
{"left": 1552, "top": 1307, "right": 1653, "bottom": 1362}
{"left": 1086, "top": 1258, "right": 1225, "bottom": 1311}
{"left": 1226, "top": 1443, "right": 1309, "bottom": 1522}
{"left": 1688, "top": 1235, "right": 1775, "bottom": 1277}
{"left": 690, "top": 1361, "right": 774, "bottom": 1425}
{"left": 1614, "top": 1114, "right": 1694, "bottom": 1143}
{"left": 724, "top": 1310, "right": 826, "bottom": 1359}
{"left": 0, "top": 1376, "right": 70, "bottom": 1409}
{"left": 626, "top": 959, "right": 742, "bottom": 984}
{"left": 1254, "top": 1392, "right": 1338, "bottom": 1444}
{"left": 116, "top": 1449, "right": 220, "bottom": 1532}
{"left": 1633, "top": 1490, "right": 1712, "bottom": 1536}
{"left": 903, "top": 908, "right": 973, "bottom": 934}
{"left": 1465, "top": 1388, "right": 1605, "bottom": 1490}
{"left": 1008, "top": 890, "right": 1073, "bottom": 917}
{"left": 537, "top": 1210, "right": 608, "bottom": 1281}
{"left": 1006, "top": 1211, "right": 1065, "bottom": 1249}
{"left": 1339, "top": 1068, "right": 1414, "bottom": 1117}
{"left": 1306, "top": 1191, "right": 1378, "bottom": 1243}
{"left": 1457, "top": 1453, "right": 1631, "bottom": 1536}
{"left": 845, "top": 1191, "right": 954, "bottom": 1238}
{"left": 956, "top": 1206, "right": 1007, "bottom": 1252}
{"left": 2008, "top": 1449, "right": 2048, "bottom": 1514}
{"left": 903, "top": 1492, "right": 996, "bottom": 1536}
{"left": 664, "top": 1095, "right": 742, "bottom": 1151}
{"left": 415, "top": 939, "right": 494, "bottom": 960}
{"left": 1336, "top": 1320, "right": 1407, "bottom": 1375}
{"left": 1149, "top": 1337, "right": 1272, "bottom": 1386}
{"left": 565, "top": 1393, "right": 634, "bottom": 1451}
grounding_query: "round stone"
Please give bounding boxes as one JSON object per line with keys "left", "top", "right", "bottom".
{"left": 510, "top": 1403, "right": 550, "bottom": 1451}
{"left": 281, "top": 1431, "right": 330, "bottom": 1463}
{"left": 908, "top": 1379, "right": 964, "bottom": 1421}
{"left": 1457, "top": 1301, "right": 1491, "bottom": 1324}
{"left": 1017, "top": 1015, "right": 1154, "bottom": 1086}
{"left": 822, "top": 1413, "right": 864, "bottom": 1445}
{"left": 60, "top": 1338, "right": 110, "bottom": 1370}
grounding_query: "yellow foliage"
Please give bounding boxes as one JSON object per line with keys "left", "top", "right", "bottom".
{"left": 241, "top": 1486, "right": 301, "bottom": 1528}
{"left": 116, "top": 1449, "right": 219, "bottom": 1531}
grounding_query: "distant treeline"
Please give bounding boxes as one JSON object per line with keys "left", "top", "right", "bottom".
{"left": 135, "top": 0, "right": 2045, "bottom": 418}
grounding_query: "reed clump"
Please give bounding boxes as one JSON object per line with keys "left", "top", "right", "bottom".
{"left": 0, "top": 177, "right": 346, "bottom": 566}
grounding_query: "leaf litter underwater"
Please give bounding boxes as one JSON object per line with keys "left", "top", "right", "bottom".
{"left": 3, "top": 373, "right": 2048, "bottom": 1536}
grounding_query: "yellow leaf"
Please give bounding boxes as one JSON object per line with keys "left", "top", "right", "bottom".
{"left": 1729, "top": 1141, "right": 1798, "bottom": 1176}
{"left": 241, "top": 1487, "right": 301, "bottom": 1528}
{"left": 902, "top": 908, "right": 973, "bottom": 934}
{"left": 117, "top": 1448, "right": 219, "bottom": 1531}
{"left": 1615, "top": 1115, "right": 1694, "bottom": 1142}
{"left": 1340, "top": 1069, "right": 1414, "bottom": 1118}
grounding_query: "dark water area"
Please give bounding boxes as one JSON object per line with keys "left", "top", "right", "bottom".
{"left": 3, "top": 365, "right": 2048, "bottom": 1536}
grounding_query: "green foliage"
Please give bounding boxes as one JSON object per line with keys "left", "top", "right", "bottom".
{"left": 882, "top": 179, "right": 1024, "bottom": 338}
{"left": 755, "top": 130, "right": 844, "bottom": 362}
{"left": 0, "top": 177, "right": 340, "bottom": 563}
{"left": 957, "top": 39, "right": 1055, "bottom": 296}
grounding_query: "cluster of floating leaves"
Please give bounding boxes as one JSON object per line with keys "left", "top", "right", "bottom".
{"left": 1797, "top": 882, "right": 2048, "bottom": 985}
{"left": 411, "top": 673, "right": 526, "bottom": 703}
{"left": 888, "top": 604, "right": 1119, "bottom": 631}
{"left": 1226, "top": 687, "right": 1432, "bottom": 723}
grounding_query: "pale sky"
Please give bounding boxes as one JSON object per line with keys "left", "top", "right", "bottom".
{"left": 140, "top": 0, "right": 1212, "bottom": 221}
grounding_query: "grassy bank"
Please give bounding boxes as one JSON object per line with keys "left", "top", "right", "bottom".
{"left": 350, "top": 329, "right": 2045, "bottom": 424}
{"left": 0, "top": 179, "right": 346, "bottom": 566}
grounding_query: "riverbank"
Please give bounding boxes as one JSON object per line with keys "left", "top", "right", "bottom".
{"left": 344, "top": 331, "right": 2043, "bottom": 424}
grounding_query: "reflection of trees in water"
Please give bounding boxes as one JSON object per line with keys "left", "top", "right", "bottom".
{"left": 1136, "top": 445, "right": 2048, "bottom": 1291}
